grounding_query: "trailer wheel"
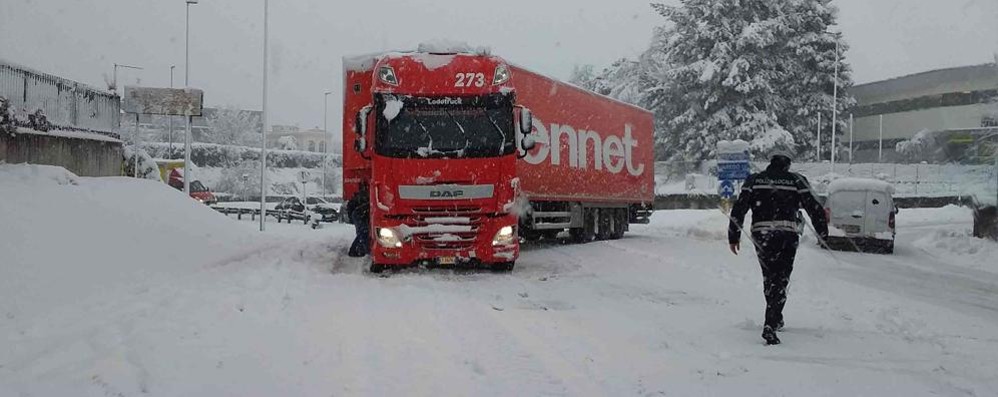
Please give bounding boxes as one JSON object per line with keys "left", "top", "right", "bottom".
{"left": 610, "top": 209, "right": 627, "bottom": 240}
{"left": 596, "top": 209, "right": 613, "bottom": 240}
{"left": 570, "top": 209, "right": 596, "bottom": 243}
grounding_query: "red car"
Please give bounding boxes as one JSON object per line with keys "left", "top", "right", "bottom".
{"left": 167, "top": 169, "right": 217, "bottom": 205}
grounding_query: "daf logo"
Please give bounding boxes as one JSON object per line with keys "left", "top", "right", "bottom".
{"left": 430, "top": 190, "right": 465, "bottom": 198}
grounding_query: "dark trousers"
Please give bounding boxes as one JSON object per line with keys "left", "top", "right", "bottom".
{"left": 752, "top": 231, "right": 799, "bottom": 329}
{"left": 349, "top": 220, "right": 370, "bottom": 257}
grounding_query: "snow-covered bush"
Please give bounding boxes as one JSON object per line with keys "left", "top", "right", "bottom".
{"left": 0, "top": 96, "right": 14, "bottom": 135}
{"left": 140, "top": 142, "right": 337, "bottom": 169}
{"left": 895, "top": 129, "right": 936, "bottom": 162}
{"left": 123, "top": 146, "right": 161, "bottom": 180}
{"left": 277, "top": 135, "right": 298, "bottom": 151}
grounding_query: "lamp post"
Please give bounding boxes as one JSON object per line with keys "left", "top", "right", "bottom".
{"left": 112, "top": 63, "right": 143, "bottom": 93}
{"left": 322, "top": 90, "right": 331, "bottom": 195}
{"left": 169, "top": 65, "right": 175, "bottom": 154}
{"left": 184, "top": 0, "right": 198, "bottom": 196}
{"left": 260, "top": 0, "right": 270, "bottom": 232}
{"left": 830, "top": 36, "right": 840, "bottom": 174}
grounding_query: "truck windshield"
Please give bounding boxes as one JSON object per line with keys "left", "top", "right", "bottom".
{"left": 375, "top": 98, "right": 514, "bottom": 159}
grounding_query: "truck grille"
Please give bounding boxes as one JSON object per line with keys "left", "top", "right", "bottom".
{"left": 380, "top": 206, "right": 489, "bottom": 250}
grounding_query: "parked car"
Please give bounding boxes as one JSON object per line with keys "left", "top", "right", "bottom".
{"left": 824, "top": 177, "right": 898, "bottom": 254}
{"left": 305, "top": 197, "right": 340, "bottom": 223}
{"left": 275, "top": 196, "right": 340, "bottom": 224}
{"left": 275, "top": 197, "right": 308, "bottom": 223}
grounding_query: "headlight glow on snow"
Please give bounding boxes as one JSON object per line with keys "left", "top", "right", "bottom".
{"left": 493, "top": 64, "right": 510, "bottom": 86}
{"left": 377, "top": 228, "right": 403, "bottom": 248}
{"left": 378, "top": 66, "right": 399, "bottom": 86}
{"left": 492, "top": 225, "right": 515, "bottom": 246}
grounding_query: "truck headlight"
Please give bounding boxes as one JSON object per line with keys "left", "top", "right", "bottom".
{"left": 378, "top": 66, "right": 399, "bottom": 86}
{"left": 492, "top": 225, "right": 515, "bottom": 246}
{"left": 493, "top": 64, "right": 510, "bottom": 86}
{"left": 377, "top": 228, "right": 403, "bottom": 248}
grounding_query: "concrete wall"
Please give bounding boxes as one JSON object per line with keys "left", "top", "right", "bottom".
{"left": 1, "top": 131, "right": 123, "bottom": 177}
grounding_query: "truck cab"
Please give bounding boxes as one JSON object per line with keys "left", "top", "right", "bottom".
{"left": 343, "top": 50, "right": 534, "bottom": 272}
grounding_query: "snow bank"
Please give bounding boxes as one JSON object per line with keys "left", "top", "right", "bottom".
{"left": 0, "top": 163, "right": 78, "bottom": 186}
{"left": 0, "top": 164, "right": 254, "bottom": 322}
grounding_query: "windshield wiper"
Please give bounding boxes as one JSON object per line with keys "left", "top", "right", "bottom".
{"left": 482, "top": 110, "right": 508, "bottom": 156}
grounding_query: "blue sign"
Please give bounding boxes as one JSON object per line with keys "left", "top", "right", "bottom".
{"left": 719, "top": 179, "right": 736, "bottom": 199}
{"left": 717, "top": 162, "right": 751, "bottom": 180}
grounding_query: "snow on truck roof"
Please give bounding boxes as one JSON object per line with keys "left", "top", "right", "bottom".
{"left": 828, "top": 177, "right": 895, "bottom": 195}
{"left": 343, "top": 41, "right": 492, "bottom": 73}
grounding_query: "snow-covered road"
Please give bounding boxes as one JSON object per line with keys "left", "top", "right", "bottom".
{"left": 3, "top": 166, "right": 998, "bottom": 396}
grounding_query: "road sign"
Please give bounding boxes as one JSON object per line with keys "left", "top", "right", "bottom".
{"left": 296, "top": 169, "right": 311, "bottom": 184}
{"left": 717, "top": 140, "right": 751, "bottom": 181}
{"left": 719, "top": 179, "right": 736, "bottom": 199}
{"left": 122, "top": 86, "right": 204, "bottom": 116}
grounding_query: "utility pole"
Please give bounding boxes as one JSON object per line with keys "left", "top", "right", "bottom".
{"left": 849, "top": 113, "right": 854, "bottom": 164}
{"left": 184, "top": 0, "right": 198, "bottom": 196}
{"left": 879, "top": 114, "right": 884, "bottom": 163}
{"left": 323, "top": 90, "right": 331, "bottom": 196}
{"left": 817, "top": 113, "right": 822, "bottom": 161}
{"left": 169, "top": 65, "right": 175, "bottom": 154}
{"left": 831, "top": 37, "right": 840, "bottom": 173}
{"left": 260, "top": 0, "right": 270, "bottom": 232}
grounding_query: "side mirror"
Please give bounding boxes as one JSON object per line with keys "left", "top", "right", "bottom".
{"left": 521, "top": 135, "right": 536, "bottom": 151}
{"left": 519, "top": 107, "right": 533, "bottom": 135}
{"left": 355, "top": 105, "right": 372, "bottom": 136}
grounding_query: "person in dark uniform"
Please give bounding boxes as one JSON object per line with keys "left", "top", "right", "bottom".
{"left": 728, "top": 152, "right": 828, "bottom": 345}
{"left": 346, "top": 182, "right": 371, "bottom": 257}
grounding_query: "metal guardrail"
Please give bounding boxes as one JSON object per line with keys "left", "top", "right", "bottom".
{"left": 1, "top": 60, "right": 121, "bottom": 138}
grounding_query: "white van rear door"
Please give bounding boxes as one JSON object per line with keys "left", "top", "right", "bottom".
{"left": 865, "top": 190, "right": 892, "bottom": 235}
{"left": 829, "top": 190, "right": 866, "bottom": 235}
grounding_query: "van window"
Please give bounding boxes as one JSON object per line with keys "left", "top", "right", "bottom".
{"left": 829, "top": 191, "right": 866, "bottom": 219}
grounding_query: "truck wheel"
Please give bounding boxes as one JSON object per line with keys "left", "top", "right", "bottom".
{"left": 369, "top": 262, "right": 386, "bottom": 273}
{"left": 541, "top": 230, "right": 561, "bottom": 240}
{"left": 596, "top": 209, "right": 613, "bottom": 240}
{"left": 491, "top": 262, "right": 515, "bottom": 272}
{"left": 521, "top": 230, "right": 542, "bottom": 242}
{"left": 570, "top": 209, "right": 596, "bottom": 243}
{"left": 610, "top": 209, "right": 627, "bottom": 240}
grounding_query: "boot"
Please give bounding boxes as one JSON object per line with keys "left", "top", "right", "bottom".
{"left": 762, "top": 326, "right": 781, "bottom": 345}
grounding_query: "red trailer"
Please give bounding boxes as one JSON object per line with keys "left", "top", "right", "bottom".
{"left": 343, "top": 48, "right": 653, "bottom": 273}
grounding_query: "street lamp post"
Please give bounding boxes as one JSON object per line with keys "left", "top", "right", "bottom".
{"left": 112, "top": 63, "right": 143, "bottom": 93}
{"left": 830, "top": 37, "right": 840, "bottom": 174}
{"left": 183, "top": 0, "right": 198, "bottom": 196}
{"left": 169, "top": 65, "right": 175, "bottom": 154}
{"left": 323, "top": 90, "right": 331, "bottom": 195}
{"left": 260, "top": 0, "right": 270, "bottom": 232}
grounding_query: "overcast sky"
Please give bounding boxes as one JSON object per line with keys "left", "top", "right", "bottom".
{"left": 2, "top": 0, "right": 996, "bottom": 131}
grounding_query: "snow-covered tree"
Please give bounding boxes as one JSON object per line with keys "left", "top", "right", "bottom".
{"left": 277, "top": 135, "right": 298, "bottom": 151}
{"left": 642, "top": 0, "right": 854, "bottom": 162}
{"left": 203, "top": 106, "right": 262, "bottom": 148}
{"left": 214, "top": 159, "right": 263, "bottom": 200}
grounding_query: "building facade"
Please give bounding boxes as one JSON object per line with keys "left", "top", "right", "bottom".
{"left": 848, "top": 63, "right": 998, "bottom": 163}
{"left": 267, "top": 125, "right": 331, "bottom": 153}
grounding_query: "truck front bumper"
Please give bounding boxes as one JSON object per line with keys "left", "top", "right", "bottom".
{"left": 371, "top": 214, "right": 519, "bottom": 267}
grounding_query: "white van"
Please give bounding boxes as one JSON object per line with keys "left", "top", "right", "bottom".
{"left": 824, "top": 178, "right": 898, "bottom": 254}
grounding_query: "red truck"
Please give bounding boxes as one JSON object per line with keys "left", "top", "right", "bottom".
{"left": 343, "top": 48, "right": 654, "bottom": 273}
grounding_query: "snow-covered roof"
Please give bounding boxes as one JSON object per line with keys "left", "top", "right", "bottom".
{"left": 343, "top": 41, "right": 491, "bottom": 73}
{"left": 15, "top": 127, "right": 122, "bottom": 143}
{"left": 828, "top": 177, "right": 896, "bottom": 195}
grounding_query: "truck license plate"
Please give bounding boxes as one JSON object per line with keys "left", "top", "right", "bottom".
{"left": 842, "top": 225, "right": 861, "bottom": 234}
{"left": 438, "top": 256, "right": 456, "bottom": 265}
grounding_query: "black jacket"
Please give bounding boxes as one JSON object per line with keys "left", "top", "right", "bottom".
{"left": 345, "top": 189, "right": 370, "bottom": 226}
{"left": 728, "top": 163, "right": 828, "bottom": 244}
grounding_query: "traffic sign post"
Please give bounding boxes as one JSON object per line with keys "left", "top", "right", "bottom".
{"left": 717, "top": 140, "right": 751, "bottom": 213}
{"left": 297, "top": 169, "right": 311, "bottom": 203}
